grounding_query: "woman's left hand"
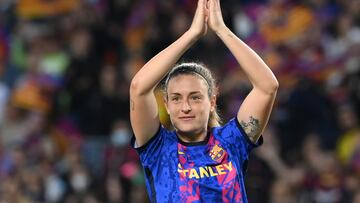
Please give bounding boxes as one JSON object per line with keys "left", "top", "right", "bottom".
{"left": 207, "top": 0, "right": 227, "bottom": 33}
{"left": 188, "top": 0, "right": 209, "bottom": 39}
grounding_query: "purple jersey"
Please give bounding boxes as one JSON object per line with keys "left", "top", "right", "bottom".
{"left": 132, "top": 118, "right": 262, "bottom": 203}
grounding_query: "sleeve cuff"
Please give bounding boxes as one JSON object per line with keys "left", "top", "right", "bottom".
{"left": 234, "top": 118, "right": 263, "bottom": 148}
{"left": 130, "top": 124, "right": 162, "bottom": 152}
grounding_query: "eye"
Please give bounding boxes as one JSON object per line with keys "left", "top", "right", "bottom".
{"left": 171, "top": 97, "right": 180, "bottom": 102}
{"left": 191, "top": 95, "right": 202, "bottom": 101}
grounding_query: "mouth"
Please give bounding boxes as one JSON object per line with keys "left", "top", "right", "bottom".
{"left": 178, "top": 116, "right": 195, "bottom": 121}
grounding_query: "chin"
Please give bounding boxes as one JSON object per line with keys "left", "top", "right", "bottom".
{"left": 174, "top": 123, "right": 203, "bottom": 136}
{"left": 175, "top": 125, "right": 196, "bottom": 134}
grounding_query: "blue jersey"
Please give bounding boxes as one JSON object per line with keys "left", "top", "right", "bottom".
{"left": 132, "top": 118, "right": 262, "bottom": 203}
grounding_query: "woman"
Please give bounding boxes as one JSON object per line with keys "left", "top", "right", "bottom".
{"left": 130, "top": 0, "right": 279, "bottom": 202}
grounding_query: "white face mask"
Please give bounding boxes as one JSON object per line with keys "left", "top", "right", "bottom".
{"left": 45, "top": 175, "right": 65, "bottom": 202}
{"left": 71, "top": 172, "right": 89, "bottom": 193}
{"left": 111, "top": 128, "right": 130, "bottom": 147}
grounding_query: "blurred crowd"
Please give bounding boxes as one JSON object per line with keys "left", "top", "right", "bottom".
{"left": 0, "top": 0, "right": 359, "bottom": 202}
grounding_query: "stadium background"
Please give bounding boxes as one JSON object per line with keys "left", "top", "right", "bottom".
{"left": 0, "top": 0, "right": 359, "bottom": 202}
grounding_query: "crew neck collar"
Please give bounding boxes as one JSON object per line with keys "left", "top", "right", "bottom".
{"left": 177, "top": 131, "right": 211, "bottom": 146}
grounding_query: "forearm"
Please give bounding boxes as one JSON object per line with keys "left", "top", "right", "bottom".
{"left": 131, "top": 31, "right": 199, "bottom": 95}
{"left": 266, "top": 155, "right": 289, "bottom": 177}
{"left": 216, "top": 27, "right": 278, "bottom": 94}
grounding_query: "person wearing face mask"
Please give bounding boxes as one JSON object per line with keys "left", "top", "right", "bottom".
{"left": 129, "top": 0, "right": 279, "bottom": 202}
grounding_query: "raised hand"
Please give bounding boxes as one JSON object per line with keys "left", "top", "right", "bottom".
{"left": 207, "top": 0, "right": 227, "bottom": 33}
{"left": 188, "top": 0, "right": 209, "bottom": 39}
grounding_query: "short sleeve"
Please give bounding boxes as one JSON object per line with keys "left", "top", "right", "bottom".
{"left": 233, "top": 118, "right": 263, "bottom": 153}
{"left": 131, "top": 125, "right": 169, "bottom": 166}
{"left": 214, "top": 118, "right": 263, "bottom": 175}
{"left": 217, "top": 118, "right": 263, "bottom": 153}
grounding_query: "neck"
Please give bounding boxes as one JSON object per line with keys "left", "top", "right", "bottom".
{"left": 177, "top": 129, "right": 207, "bottom": 143}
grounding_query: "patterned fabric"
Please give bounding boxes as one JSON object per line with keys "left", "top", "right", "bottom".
{"left": 132, "top": 118, "right": 262, "bottom": 203}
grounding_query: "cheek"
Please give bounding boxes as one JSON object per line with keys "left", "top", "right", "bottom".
{"left": 195, "top": 102, "right": 211, "bottom": 115}
{"left": 166, "top": 103, "right": 179, "bottom": 115}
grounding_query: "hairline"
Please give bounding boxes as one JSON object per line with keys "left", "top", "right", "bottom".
{"left": 165, "top": 72, "right": 212, "bottom": 97}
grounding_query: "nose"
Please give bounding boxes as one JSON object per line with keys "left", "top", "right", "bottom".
{"left": 181, "top": 101, "right": 192, "bottom": 113}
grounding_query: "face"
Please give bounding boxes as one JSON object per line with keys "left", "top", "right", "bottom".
{"left": 165, "top": 74, "right": 215, "bottom": 136}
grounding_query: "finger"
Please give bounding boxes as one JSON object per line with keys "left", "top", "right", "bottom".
{"left": 205, "top": 5, "right": 209, "bottom": 23}
{"left": 209, "top": 0, "right": 220, "bottom": 11}
{"left": 197, "top": 0, "right": 204, "bottom": 11}
{"left": 216, "top": 0, "right": 221, "bottom": 10}
{"left": 208, "top": 0, "right": 215, "bottom": 11}
{"left": 196, "top": 0, "right": 207, "bottom": 16}
{"left": 205, "top": 1, "right": 210, "bottom": 16}
{"left": 216, "top": 0, "right": 220, "bottom": 6}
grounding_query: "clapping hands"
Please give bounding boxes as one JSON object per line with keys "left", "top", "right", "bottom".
{"left": 188, "top": 0, "right": 227, "bottom": 39}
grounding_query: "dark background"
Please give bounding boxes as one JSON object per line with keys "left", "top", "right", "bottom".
{"left": 0, "top": 0, "right": 359, "bottom": 202}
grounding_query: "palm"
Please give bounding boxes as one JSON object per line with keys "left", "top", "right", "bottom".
{"left": 190, "top": 0, "right": 208, "bottom": 37}
{"left": 208, "top": 0, "right": 225, "bottom": 32}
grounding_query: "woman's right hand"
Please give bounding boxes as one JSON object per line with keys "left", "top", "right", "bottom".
{"left": 188, "top": 0, "right": 209, "bottom": 39}
{"left": 207, "top": 0, "right": 227, "bottom": 34}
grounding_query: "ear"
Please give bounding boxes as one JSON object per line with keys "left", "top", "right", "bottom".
{"left": 163, "top": 96, "right": 170, "bottom": 114}
{"left": 210, "top": 95, "right": 216, "bottom": 112}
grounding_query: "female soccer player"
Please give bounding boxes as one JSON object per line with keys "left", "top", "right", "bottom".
{"left": 130, "top": 0, "right": 279, "bottom": 202}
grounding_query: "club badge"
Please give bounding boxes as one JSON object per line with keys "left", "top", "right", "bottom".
{"left": 209, "top": 144, "right": 225, "bottom": 162}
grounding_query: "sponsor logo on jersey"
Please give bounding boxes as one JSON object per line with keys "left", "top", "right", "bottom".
{"left": 177, "top": 161, "right": 234, "bottom": 179}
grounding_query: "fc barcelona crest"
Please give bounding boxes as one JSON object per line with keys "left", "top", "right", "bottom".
{"left": 209, "top": 144, "right": 225, "bottom": 161}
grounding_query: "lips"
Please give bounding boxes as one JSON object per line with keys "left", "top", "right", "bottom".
{"left": 179, "top": 116, "right": 195, "bottom": 121}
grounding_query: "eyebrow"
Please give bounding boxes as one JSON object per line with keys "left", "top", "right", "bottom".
{"left": 169, "top": 91, "right": 202, "bottom": 96}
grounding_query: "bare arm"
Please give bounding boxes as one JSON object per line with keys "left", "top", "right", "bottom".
{"left": 208, "top": 0, "right": 279, "bottom": 143}
{"left": 255, "top": 132, "right": 305, "bottom": 185}
{"left": 130, "top": 0, "right": 208, "bottom": 146}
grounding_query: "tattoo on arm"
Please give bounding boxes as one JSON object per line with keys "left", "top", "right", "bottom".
{"left": 240, "top": 116, "right": 260, "bottom": 143}
{"left": 130, "top": 99, "right": 135, "bottom": 111}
